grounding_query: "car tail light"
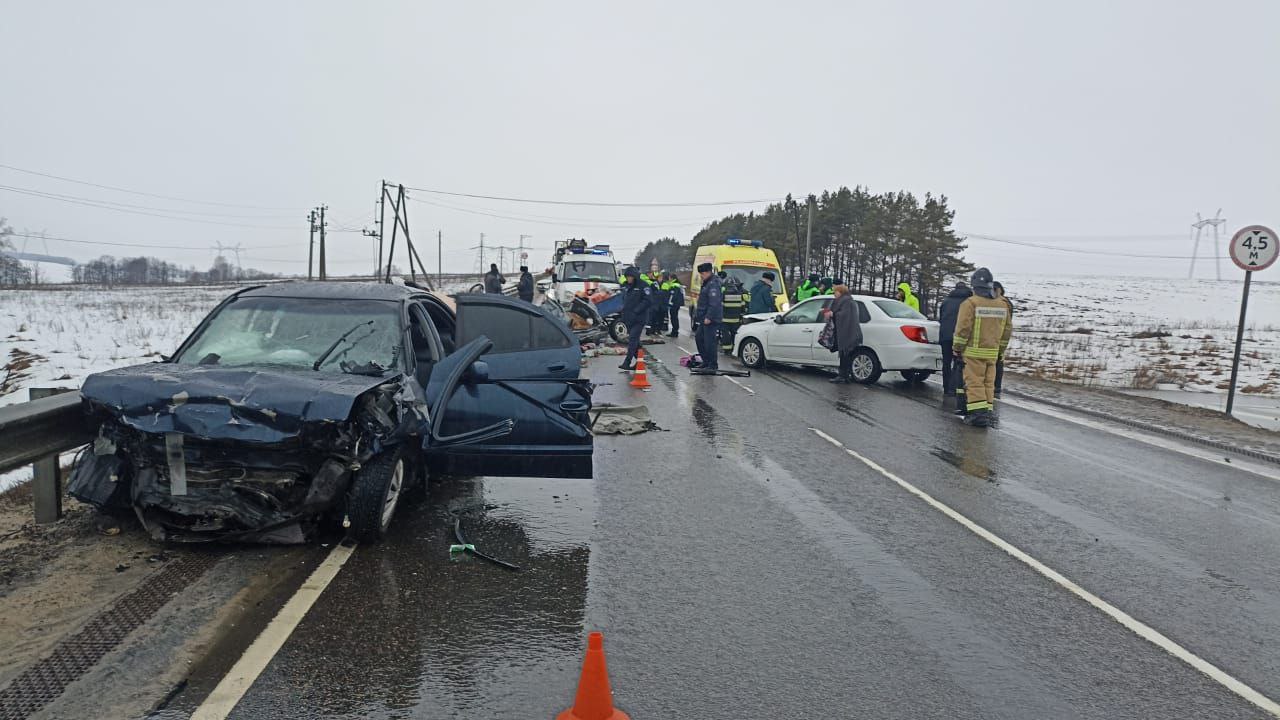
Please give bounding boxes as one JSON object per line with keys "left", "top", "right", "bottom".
{"left": 900, "top": 325, "right": 929, "bottom": 343}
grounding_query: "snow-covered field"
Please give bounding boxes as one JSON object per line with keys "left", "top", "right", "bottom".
{"left": 1000, "top": 273, "right": 1280, "bottom": 397}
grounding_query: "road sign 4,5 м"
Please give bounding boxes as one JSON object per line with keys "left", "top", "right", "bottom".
{"left": 1229, "top": 225, "right": 1277, "bottom": 273}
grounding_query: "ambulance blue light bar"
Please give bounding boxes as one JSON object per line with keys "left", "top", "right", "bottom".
{"left": 725, "top": 238, "right": 764, "bottom": 248}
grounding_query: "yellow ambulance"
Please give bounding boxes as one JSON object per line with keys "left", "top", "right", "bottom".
{"left": 689, "top": 238, "right": 790, "bottom": 315}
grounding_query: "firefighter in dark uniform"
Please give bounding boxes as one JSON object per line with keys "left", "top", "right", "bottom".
{"left": 693, "top": 262, "right": 723, "bottom": 371}
{"left": 718, "top": 271, "right": 746, "bottom": 353}
{"left": 619, "top": 267, "right": 654, "bottom": 370}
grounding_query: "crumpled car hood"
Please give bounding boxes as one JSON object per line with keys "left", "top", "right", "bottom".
{"left": 81, "top": 363, "right": 395, "bottom": 442}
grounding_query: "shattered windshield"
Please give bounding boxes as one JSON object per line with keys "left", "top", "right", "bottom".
{"left": 560, "top": 260, "right": 617, "bottom": 283}
{"left": 174, "top": 297, "right": 402, "bottom": 373}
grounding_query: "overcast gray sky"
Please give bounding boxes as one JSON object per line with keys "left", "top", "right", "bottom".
{"left": 1, "top": 0, "right": 1276, "bottom": 279}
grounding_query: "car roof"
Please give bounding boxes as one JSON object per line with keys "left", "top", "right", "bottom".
{"left": 236, "top": 281, "right": 417, "bottom": 301}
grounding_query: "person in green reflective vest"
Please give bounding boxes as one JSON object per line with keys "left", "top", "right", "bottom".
{"left": 795, "top": 272, "right": 821, "bottom": 302}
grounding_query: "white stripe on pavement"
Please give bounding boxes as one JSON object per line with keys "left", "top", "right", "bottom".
{"left": 808, "top": 426, "right": 1280, "bottom": 718}
{"left": 191, "top": 542, "right": 357, "bottom": 720}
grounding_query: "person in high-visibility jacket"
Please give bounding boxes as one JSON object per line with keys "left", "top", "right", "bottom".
{"left": 951, "top": 268, "right": 1011, "bottom": 427}
{"left": 896, "top": 282, "right": 920, "bottom": 313}
{"left": 795, "top": 272, "right": 821, "bottom": 302}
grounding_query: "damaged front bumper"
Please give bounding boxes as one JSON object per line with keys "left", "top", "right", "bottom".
{"left": 69, "top": 366, "right": 425, "bottom": 543}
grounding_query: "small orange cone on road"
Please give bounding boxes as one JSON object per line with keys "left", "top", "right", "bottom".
{"left": 629, "top": 349, "right": 651, "bottom": 390}
{"left": 557, "top": 632, "right": 630, "bottom": 720}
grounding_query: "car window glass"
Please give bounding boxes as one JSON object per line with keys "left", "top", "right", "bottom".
{"left": 874, "top": 299, "right": 925, "bottom": 320}
{"left": 458, "top": 304, "right": 571, "bottom": 354}
{"left": 785, "top": 299, "right": 824, "bottom": 324}
{"left": 175, "top": 297, "right": 401, "bottom": 372}
{"left": 857, "top": 301, "right": 871, "bottom": 323}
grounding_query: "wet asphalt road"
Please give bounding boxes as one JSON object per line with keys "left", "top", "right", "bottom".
{"left": 218, "top": 332, "right": 1280, "bottom": 719}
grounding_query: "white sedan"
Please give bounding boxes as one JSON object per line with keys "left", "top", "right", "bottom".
{"left": 731, "top": 294, "right": 943, "bottom": 384}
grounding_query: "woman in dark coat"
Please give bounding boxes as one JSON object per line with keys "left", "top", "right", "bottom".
{"left": 828, "top": 284, "right": 863, "bottom": 383}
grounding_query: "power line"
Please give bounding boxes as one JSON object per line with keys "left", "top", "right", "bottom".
{"left": 409, "top": 196, "right": 714, "bottom": 229}
{"left": 0, "top": 162, "right": 304, "bottom": 210}
{"left": 405, "top": 185, "right": 778, "bottom": 208}
{"left": 963, "top": 232, "right": 1226, "bottom": 259}
{"left": 4, "top": 231, "right": 294, "bottom": 251}
{"left": 0, "top": 182, "right": 297, "bottom": 219}
{"left": 0, "top": 184, "right": 298, "bottom": 230}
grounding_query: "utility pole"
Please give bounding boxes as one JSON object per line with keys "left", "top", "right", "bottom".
{"left": 1189, "top": 209, "right": 1227, "bottom": 280}
{"left": 307, "top": 209, "right": 317, "bottom": 280}
{"left": 519, "top": 234, "right": 532, "bottom": 269}
{"left": 318, "top": 205, "right": 328, "bottom": 280}
{"left": 438, "top": 230, "right": 443, "bottom": 286}
{"left": 804, "top": 195, "right": 815, "bottom": 277}
{"left": 363, "top": 198, "right": 382, "bottom": 278}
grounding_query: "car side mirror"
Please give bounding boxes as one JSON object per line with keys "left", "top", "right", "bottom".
{"left": 551, "top": 273, "right": 559, "bottom": 283}
{"left": 465, "top": 360, "right": 491, "bottom": 384}
{"left": 773, "top": 315, "right": 785, "bottom": 324}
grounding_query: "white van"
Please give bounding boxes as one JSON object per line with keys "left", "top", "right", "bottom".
{"left": 550, "top": 240, "right": 620, "bottom": 304}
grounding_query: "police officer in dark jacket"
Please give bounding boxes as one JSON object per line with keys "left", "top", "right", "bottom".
{"left": 665, "top": 273, "right": 685, "bottom": 338}
{"left": 647, "top": 270, "right": 669, "bottom": 335}
{"left": 693, "top": 262, "right": 723, "bottom": 371}
{"left": 938, "top": 281, "right": 972, "bottom": 399}
{"left": 517, "top": 265, "right": 534, "bottom": 303}
{"left": 619, "top": 266, "right": 654, "bottom": 370}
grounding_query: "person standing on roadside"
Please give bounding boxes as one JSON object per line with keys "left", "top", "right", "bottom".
{"left": 938, "top": 281, "right": 972, "bottom": 404}
{"left": 747, "top": 271, "right": 776, "bottom": 314}
{"left": 483, "top": 263, "right": 505, "bottom": 294}
{"left": 896, "top": 282, "right": 920, "bottom": 312}
{"left": 693, "top": 262, "right": 723, "bottom": 371}
{"left": 952, "top": 268, "right": 1012, "bottom": 427}
{"left": 993, "top": 281, "right": 1013, "bottom": 397}
{"left": 827, "top": 284, "right": 864, "bottom": 384}
{"left": 817, "top": 276, "right": 835, "bottom": 296}
{"left": 647, "top": 268, "right": 669, "bottom": 335}
{"left": 517, "top": 265, "right": 534, "bottom": 303}
{"left": 619, "top": 267, "right": 654, "bottom": 371}
{"left": 664, "top": 272, "right": 684, "bottom": 338}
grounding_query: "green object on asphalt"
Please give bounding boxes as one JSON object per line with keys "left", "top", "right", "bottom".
{"left": 449, "top": 543, "right": 476, "bottom": 554}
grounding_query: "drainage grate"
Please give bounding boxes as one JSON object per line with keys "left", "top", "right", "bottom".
{"left": 0, "top": 553, "right": 219, "bottom": 720}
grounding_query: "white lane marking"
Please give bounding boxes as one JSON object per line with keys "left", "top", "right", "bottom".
{"left": 674, "top": 343, "right": 753, "bottom": 394}
{"left": 808, "top": 426, "right": 1280, "bottom": 718}
{"left": 999, "top": 395, "right": 1280, "bottom": 484}
{"left": 192, "top": 542, "right": 357, "bottom": 720}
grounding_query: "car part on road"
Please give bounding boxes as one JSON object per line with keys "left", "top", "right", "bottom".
{"left": 690, "top": 368, "right": 752, "bottom": 377}
{"left": 851, "top": 349, "right": 883, "bottom": 384}
{"left": 608, "top": 317, "right": 628, "bottom": 344}
{"left": 452, "top": 516, "right": 521, "bottom": 571}
{"left": 738, "top": 337, "right": 767, "bottom": 369}
{"left": 900, "top": 369, "right": 933, "bottom": 383}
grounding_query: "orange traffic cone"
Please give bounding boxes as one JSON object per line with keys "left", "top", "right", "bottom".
{"left": 629, "top": 349, "right": 651, "bottom": 390}
{"left": 557, "top": 632, "right": 630, "bottom": 720}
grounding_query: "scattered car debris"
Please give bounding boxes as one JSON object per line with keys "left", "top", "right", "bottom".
{"left": 451, "top": 517, "right": 520, "bottom": 571}
{"left": 590, "top": 404, "right": 662, "bottom": 435}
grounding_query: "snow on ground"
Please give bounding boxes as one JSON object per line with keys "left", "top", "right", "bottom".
{"left": 1000, "top": 273, "right": 1280, "bottom": 401}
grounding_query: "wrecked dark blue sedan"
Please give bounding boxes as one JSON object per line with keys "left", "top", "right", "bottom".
{"left": 68, "top": 282, "right": 593, "bottom": 543}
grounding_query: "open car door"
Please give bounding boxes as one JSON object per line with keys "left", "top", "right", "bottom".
{"left": 422, "top": 337, "right": 593, "bottom": 479}
{"left": 453, "top": 294, "right": 580, "bottom": 379}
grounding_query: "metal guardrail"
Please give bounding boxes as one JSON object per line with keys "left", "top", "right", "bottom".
{"left": 0, "top": 389, "right": 94, "bottom": 523}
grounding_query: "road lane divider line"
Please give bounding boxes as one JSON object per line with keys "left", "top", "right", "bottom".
{"left": 673, "top": 343, "right": 754, "bottom": 394}
{"left": 191, "top": 542, "right": 357, "bottom": 720}
{"left": 808, "top": 426, "right": 1280, "bottom": 718}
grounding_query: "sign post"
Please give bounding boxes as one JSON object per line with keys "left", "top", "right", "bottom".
{"left": 1225, "top": 224, "right": 1277, "bottom": 416}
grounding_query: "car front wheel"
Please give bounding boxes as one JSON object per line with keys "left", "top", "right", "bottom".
{"left": 348, "top": 450, "right": 406, "bottom": 542}
{"left": 608, "top": 318, "right": 629, "bottom": 344}
{"left": 850, "top": 349, "right": 883, "bottom": 384}
{"left": 739, "top": 337, "right": 766, "bottom": 368}
{"left": 900, "top": 370, "right": 933, "bottom": 383}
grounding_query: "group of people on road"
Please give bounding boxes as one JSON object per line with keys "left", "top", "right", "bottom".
{"left": 483, "top": 263, "right": 539, "bottom": 303}
{"left": 617, "top": 267, "right": 688, "bottom": 371}
{"left": 938, "top": 268, "right": 1013, "bottom": 428}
